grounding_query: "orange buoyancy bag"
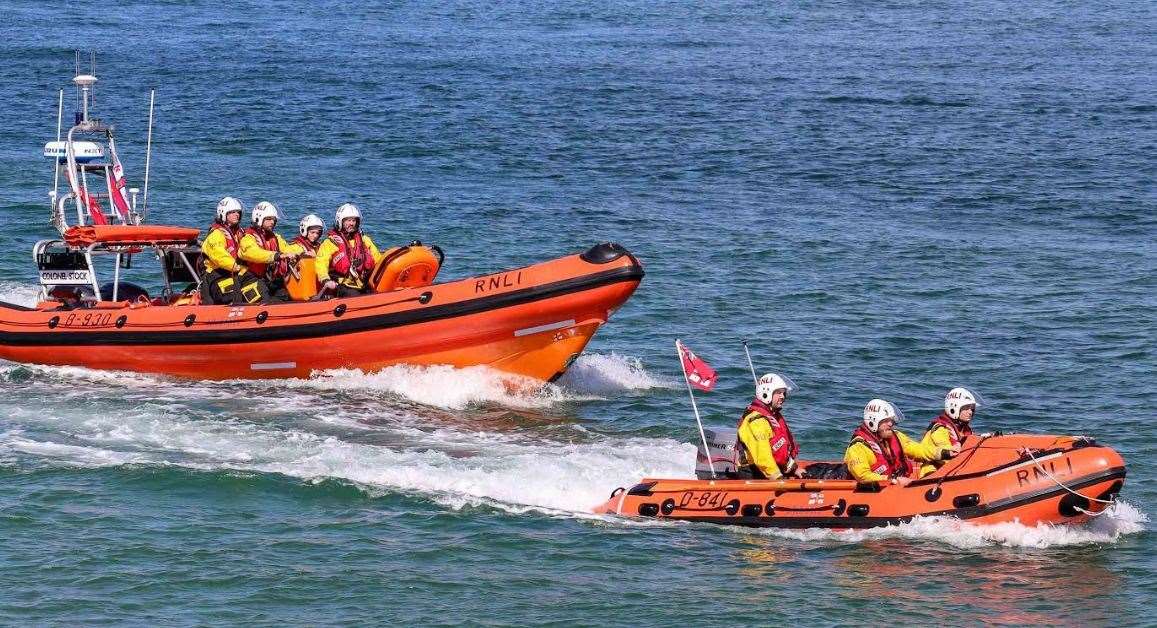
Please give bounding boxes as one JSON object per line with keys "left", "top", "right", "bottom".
{"left": 286, "top": 256, "right": 319, "bottom": 301}
{"left": 371, "top": 245, "right": 442, "bottom": 292}
{"left": 851, "top": 425, "right": 913, "bottom": 478}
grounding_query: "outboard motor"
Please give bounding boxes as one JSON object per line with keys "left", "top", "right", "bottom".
{"left": 695, "top": 427, "right": 739, "bottom": 479}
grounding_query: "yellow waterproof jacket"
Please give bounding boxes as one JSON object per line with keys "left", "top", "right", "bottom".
{"left": 202, "top": 225, "right": 244, "bottom": 274}
{"left": 922, "top": 425, "right": 956, "bottom": 451}
{"left": 918, "top": 426, "right": 957, "bottom": 477}
{"left": 238, "top": 231, "right": 305, "bottom": 268}
{"left": 737, "top": 414, "right": 783, "bottom": 480}
{"left": 844, "top": 430, "right": 946, "bottom": 482}
{"left": 315, "top": 233, "right": 383, "bottom": 290}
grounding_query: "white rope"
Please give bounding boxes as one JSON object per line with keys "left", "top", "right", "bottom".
{"left": 1023, "top": 448, "right": 1116, "bottom": 510}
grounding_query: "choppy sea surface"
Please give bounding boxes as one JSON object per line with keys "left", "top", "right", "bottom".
{"left": 1, "top": 1, "right": 1154, "bottom": 624}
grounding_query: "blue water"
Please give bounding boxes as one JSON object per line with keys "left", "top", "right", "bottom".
{"left": 1, "top": 0, "right": 1154, "bottom": 624}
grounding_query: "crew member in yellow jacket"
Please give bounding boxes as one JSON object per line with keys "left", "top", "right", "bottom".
{"left": 844, "top": 399, "right": 957, "bottom": 486}
{"left": 315, "top": 203, "right": 383, "bottom": 298}
{"left": 735, "top": 373, "right": 802, "bottom": 480}
{"left": 201, "top": 196, "right": 264, "bottom": 305}
{"left": 238, "top": 201, "right": 305, "bottom": 302}
{"left": 920, "top": 387, "right": 994, "bottom": 476}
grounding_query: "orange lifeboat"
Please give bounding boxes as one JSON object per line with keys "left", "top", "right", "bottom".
{"left": 594, "top": 434, "right": 1126, "bottom": 528}
{"left": 2, "top": 235, "right": 643, "bottom": 382}
{"left": 17, "top": 65, "right": 644, "bottom": 382}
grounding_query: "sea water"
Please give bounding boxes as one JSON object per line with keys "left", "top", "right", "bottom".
{"left": 0, "top": 1, "right": 1153, "bottom": 624}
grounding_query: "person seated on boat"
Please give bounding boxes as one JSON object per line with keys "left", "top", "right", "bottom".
{"left": 238, "top": 201, "right": 304, "bottom": 302}
{"left": 844, "top": 399, "right": 958, "bottom": 486}
{"left": 200, "top": 196, "right": 267, "bottom": 305}
{"left": 314, "top": 203, "right": 383, "bottom": 298}
{"left": 293, "top": 213, "right": 326, "bottom": 256}
{"left": 920, "top": 387, "right": 992, "bottom": 476}
{"left": 735, "top": 373, "right": 803, "bottom": 480}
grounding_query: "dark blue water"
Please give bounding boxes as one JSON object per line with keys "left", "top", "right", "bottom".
{"left": 1, "top": 1, "right": 1154, "bottom": 624}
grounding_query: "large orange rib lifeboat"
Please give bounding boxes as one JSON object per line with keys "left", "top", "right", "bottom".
{"left": 13, "top": 64, "right": 644, "bottom": 382}
{"left": 595, "top": 433, "right": 1126, "bottom": 528}
{"left": 1, "top": 229, "right": 643, "bottom": 381}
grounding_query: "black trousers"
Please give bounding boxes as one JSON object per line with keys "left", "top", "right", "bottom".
{"left": 201, "top": 269, "right": 269, "bottom": 305}
{"left": 333, "top": 284, "right": 369, "bottom": 298}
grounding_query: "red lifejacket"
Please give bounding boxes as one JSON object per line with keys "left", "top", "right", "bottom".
{"left": 327, "top": 230, "right": 376, "bottom": 279}
{"left": 737, "top": 399, "right": 800, "bottom": 473}
{"left": 293, "top": 235, "right": 319, "bottom": 254}
{"left": 244, "top": 227, "right": 289, "bottom": 278}
{"left": 209, "top": 223, "right": 241, "bottom": 258}
{"left": 925, "top": 413, "right": 973, "bottom": 448}
{"left": 851, "top": 424, "right": 913, "bottom": 479}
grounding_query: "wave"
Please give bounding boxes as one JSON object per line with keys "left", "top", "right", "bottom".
{"left": 278, "top": 351, "right": 672, "bottom": 410}
{"left": 0, "top": 281, "right": 41, "bottom": 308}
{"left": 0, "top": 351, "right": 673, "bottom": 411}
{"left": 0, "top": 401, "right": 697, "bottom": 513}
{"left": 743, "top": 501, "right": 1147, "bottom": 548}
{"left": 555, "top": 352, "right": 678, "bottom": 394}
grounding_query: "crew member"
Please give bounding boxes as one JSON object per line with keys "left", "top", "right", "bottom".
{"left": 293, "top": 213, "right": 325, "bottom": 255}
{"left": 201, "top": 197, "right": 264, "bottom": 305}
{"left": 920, "top": 387, "right": 988, "bottom": 476}
{"left": 238, "top": 201, "right": 303, "bottom": 302}
{"left": 315, "top": 203, "right": 383, "bottom": 298}
{"left": 844, "top": 399, "right": 958, "bottom": 486}
{"left": 735, "top": 373, "right": 802, "bottom": 480}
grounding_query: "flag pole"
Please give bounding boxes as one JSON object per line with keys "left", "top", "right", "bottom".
{"left": 677, "top": 339, "right": 716, "bottom": 478}
{"left": 742, "top": 339, "right": 758, "bottom": 387}
{"left": 142, "top": 89, "right": 155, "bottom": 219}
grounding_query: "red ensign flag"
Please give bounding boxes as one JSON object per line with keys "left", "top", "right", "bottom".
{"left": 677, "top": 340, "right": 717, "bottom": 391}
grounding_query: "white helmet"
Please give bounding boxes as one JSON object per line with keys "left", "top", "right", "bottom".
{"left": 863, "top": 398, "right": 905, "bottom": 432}
{"left": 251, "top": 201, "right": 280, "bottom": 227}
{"left": 944, "top": 387, "right": 982, "bottom": 420}
{"left": 216, "top": 197, "right": 244, "bottom": 223}
{"left": 335, "top": 203, "right": 362, "bottom": 228}
{"left": 756, "top": 372, "right": 797, "bottom": 405}
{"left": 299, "top": 213, "right": 325, "bottom": 237}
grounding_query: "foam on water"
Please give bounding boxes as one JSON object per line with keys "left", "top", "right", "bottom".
{"left": 0, "top": 400, "right": 696, "bottom": 513}
{"left": 282, "top": 364, "right": 595, "bottom": 410}
{"left": 288, "top": 352, "right": 672, "bottom": 409}
{"left": 555, "top": 352, "right": 678, "bottom": 394}
{"left": 742, "top": 502, "right": 1148, "bottom": 549}
{"left": 0, "top": 281, "right": 40, "bottom": 308}
{"left": 0, "top": 351, "right": 673, "bottom": 411}
{"left": 2, "top": 434, "right": 159, "bottom": 467}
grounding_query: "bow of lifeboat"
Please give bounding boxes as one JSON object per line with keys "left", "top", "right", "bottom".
{"left": 594, "top": 434, "right": 1125, "bottom": 529}
{"left": 0, "top": 242, "right": 643, "bottom": 381}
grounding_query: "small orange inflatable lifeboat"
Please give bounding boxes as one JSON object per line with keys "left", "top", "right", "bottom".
{"left": 595, "top": 433, "right": 1126, "bottom": 528}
